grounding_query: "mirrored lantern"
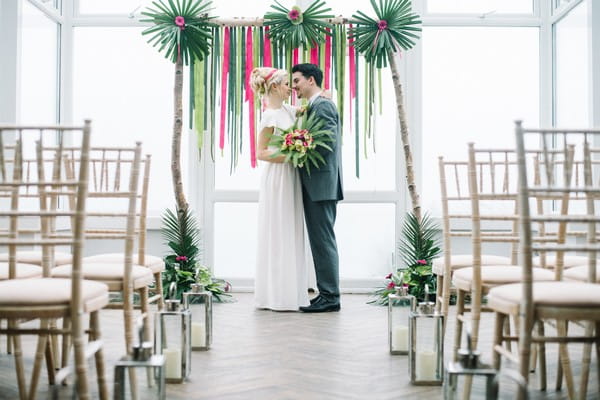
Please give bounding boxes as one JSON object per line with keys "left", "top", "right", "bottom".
{"left": 183, "top": 283, "right": 212, "bottom": 351}
{"left": 444, "top": 330, "right": 497, "bottom": 399}
{"left": 388, "top": 280, "right": 415, "bottom": 355}
{"left": 114, "top": 316, "right": 165, "bottom": 400}
{"left": 154, "top": 284, "right": 191, "bottom": 383}
{"left": 409, "top": 286, "right": 444, "bottom": 385}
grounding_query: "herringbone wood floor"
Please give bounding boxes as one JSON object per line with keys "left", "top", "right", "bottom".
{"left": 0, "top": 293, "right": 597, "bottom": 399}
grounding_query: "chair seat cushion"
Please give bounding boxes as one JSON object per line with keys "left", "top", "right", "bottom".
{"left": 82, "top": 253, "right": 165, "bottom": 273}
{"left": 533, "top": 255, "right": 589, "bottom": 269}
{"left": 563, "top": 265, "right": 600, "bottom": 283}
{"left": 0, "top": 262, "right": 43, "bottom": 280}
{"left": 432, "top": 254, "right": 512, "bottom": 275}
{"left": 52, "top": 263, "right": 154, "bottom": 291}
{"left": 0, "top": 278, "right": 108, "bottom": 316}
{"left": 0, "top": 250, "right": 72, "bottom": 266}
{"left": 488, "top": 281, "right": 600, "bottom": 315}
{"left": 452, "top": 266, "right": 554, "bottom": 292}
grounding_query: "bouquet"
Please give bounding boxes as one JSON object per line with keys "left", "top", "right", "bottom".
{"left": 268, "top": 110, "right": 333, "bottom": 175}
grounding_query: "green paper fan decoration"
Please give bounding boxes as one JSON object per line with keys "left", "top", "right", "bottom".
{"left": 348, "top": 0, "right": 421, "bottom": 68}
{"left": 141, "top": 0, "right": 216, "bottom": 65}
{"left": 264, "top": 0, "right": 334, "bottom": 49}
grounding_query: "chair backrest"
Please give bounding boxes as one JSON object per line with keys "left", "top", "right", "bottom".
{"left": 64, "top": 143, "right": 143, "bottom": 273}
{"left": 0, "top": 121, "right": 91, "bottom": 301}
{"left": 515, "top": 121, "right": 600, "bottom": 316}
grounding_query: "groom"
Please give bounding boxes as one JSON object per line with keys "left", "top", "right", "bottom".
{"left": 291, "top": 63, "right": 344, "bottom": 313}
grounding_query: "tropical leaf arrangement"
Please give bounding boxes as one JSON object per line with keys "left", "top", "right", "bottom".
{"left": 398, "top": 212, "right": 441, "bottom": 301}
{"left": 268, "top": 109, "right": 334, "bottom": 176}
{"left": 161, "top": 207, "right": 232, "bottom": 301}
{"left": 370, "top": 212, "right": 441, "bottom": 305}
{"left": 264, "top": 0, "right": 334, "bottom": 49}
{"left": 348, "top": 0, "right": 421, "bottom": 68}
{"left": 140, "top": 0, "right": 216, "bottom": 64}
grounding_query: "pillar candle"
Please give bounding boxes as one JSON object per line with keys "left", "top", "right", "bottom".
{"left": 164, "top": 348, "right": 182, "bottom": 380}
{"left": 391, "top": 325, "right": 409, "bottom": 351}
{"left": 416, "top": 350, "right": 437, "bottom": 381}
{"left": 191, "top": 322, "right": 206, "bottom": 348}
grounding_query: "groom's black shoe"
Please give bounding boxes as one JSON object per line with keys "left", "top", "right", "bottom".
{"left": 309, "top": 295, "right": 322, "bottom": 305}
{"left": 300, "top": 297, "right": 340, "bottom": 313}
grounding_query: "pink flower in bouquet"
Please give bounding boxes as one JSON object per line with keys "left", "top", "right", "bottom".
{"left": 385, "top": 272, "right": 393, "bottom": 279}
{"left": 386, "top": 281, "right": 396, "bottom": 290}
{"left": 175, "top": 255, "right": 188, "bottom": 262}
{"left": 377, "top": 19, "right": 388, "bottom": 31}
{"left": 174, "top": 16, "right": 185, "bottom": 29}
{"left": 416, "top": 259, "right": 427, "bottom": 265}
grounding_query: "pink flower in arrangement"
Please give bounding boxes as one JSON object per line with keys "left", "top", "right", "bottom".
{"left": 288, "top": 9, "right": 300, "bottom": 20}
{"left": 385, "top": 272, "right": 392, "bottom": 279}
{"left": 175, "top": 255, "right": 188, "bottom": 262}
{"left": 416, "top": 259, "right": 427, "bottom": 265}
{"left": 377, "top": 19, "right": 388, "bottom": 31}
{"left": 386, "top": 281, "right": 396, "bottom": 290}
{"left": 224, "top": 282, "right": 231, "bottom": 292}
{"left": 174, "top": 16, "right": 185, "bottom": 29}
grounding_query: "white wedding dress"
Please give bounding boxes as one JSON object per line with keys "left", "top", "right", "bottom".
{"left": 254, "top": 104, "right": 311, "bottom": 311}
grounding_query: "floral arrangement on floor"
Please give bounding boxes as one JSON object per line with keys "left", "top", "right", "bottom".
{"left": 162, "top": 207, "right": 232, "bottom": 302}
{"left": 369, "top": 212, "right": 441, "bottom": 305}
{"left": 268, "top": 110, "right": 334, "bottom": 175}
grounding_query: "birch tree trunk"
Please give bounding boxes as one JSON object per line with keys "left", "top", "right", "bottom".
{"left": 388, "top": 50, "right": 421, "bottom": 222}
{"left": 172, "top": 54, "right": 188, "bottom": 214}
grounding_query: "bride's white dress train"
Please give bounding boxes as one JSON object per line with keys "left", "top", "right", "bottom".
{"left": 254, "top": 104, "right": 311, "bottom": 311}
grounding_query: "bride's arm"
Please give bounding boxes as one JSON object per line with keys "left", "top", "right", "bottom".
{"left": 257, "top": 127, "right": 286, "bottom": 163}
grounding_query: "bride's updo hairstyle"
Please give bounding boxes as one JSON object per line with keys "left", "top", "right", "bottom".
{"left": 250, "top": 67, "right": 288, "bottom": 96}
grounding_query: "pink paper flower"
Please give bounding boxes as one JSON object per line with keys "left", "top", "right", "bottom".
{"left": 386, "top": 281, "right": 396, "bottom": 290}
{"left": 175, "top": 255, "right": 188, "bottom": 262}
{"left": 288, "top": 9, "right": 300, "bottom": 20}
{"left": 416, "top": 259, "right": 427, "bottom": 265}
{"left": 378, "top": 20, "right": 388, "bottom": 31}
{"left": 175, "top": 16, "right": 185, "bottom": 29}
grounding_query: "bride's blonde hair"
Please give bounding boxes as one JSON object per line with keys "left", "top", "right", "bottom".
{"left": 250, "top": 67, "right": 288, "bottom": 96}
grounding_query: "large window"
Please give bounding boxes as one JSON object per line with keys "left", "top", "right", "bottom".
{"left": 20, "top": 2, "right": 59, "bottom": 124}
{"left": 426, "top": 0, "right": 534, "bottom": 14}
{"left": 421, "top": 26, "right": 539, "bottom": 216}
{"left": 72, "top": 27, "right": 177, "bottom": 214}
{"left": 554, "top": 0, "right": 589, "bottom": 127}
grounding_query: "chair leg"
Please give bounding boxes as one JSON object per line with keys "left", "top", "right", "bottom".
{"left": 453, "top": 289, "right": 466, "bottom": 362}
{"left": 579, "top": 321, "right": 594, "bottom": 397}
{"left": 504, "top": 317, "right": 512, "bottom": 352}
{"left": 537, "top": 320, "right": 547, "bottom": 391}
{"left": 10, "top": 319, "right": 28, "bottom": 400}
{"left": 28, "top": 319, "right": 50, "bottom": 399}
{"left": 45, "top": 339, "right": 56, "bottom": 384}
{"left": 73, "top": 326, "right": 91, "bottom": 400}
{"left": 490, "top": 312, "right": 506, "bottom": 399}
{"left": 595, "top": 322, "right": 600, "bottom": 389}
{"left": 556, "top": 320, "right": 576, "bottom": 399}
{"left": 90, "top": 311, "right": 108, "bottom": 400}
{"left": 61, "top": 317, "right": 71, "bottom": 370}
{"left": 517, "top": 315, "right": 532, "bottom": 400}
{"left": 139, "top": 287, "right": 151, "bottom": 342}
{"left": 154, "top": 272, "right": 164, "bottom": 311}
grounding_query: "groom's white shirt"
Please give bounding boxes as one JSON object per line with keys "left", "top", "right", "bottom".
{"left": 308, "top": 92, "right": 320, "bottom": 106}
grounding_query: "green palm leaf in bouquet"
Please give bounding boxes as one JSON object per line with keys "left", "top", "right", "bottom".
{"left": 348, "top": 0, "right": 421, "bottom": 68}
{"left": 268, "top": 110, "right": 334, "bottom": 176}
{"left": 141, "top": 0, "right": 216, "bottom": 65}
{"left": 263, "top": 0, "right": 334, "bottom": 50}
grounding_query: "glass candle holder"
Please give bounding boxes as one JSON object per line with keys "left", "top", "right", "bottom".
{"left": 154, "top": 297, "right": 191, "bottom": 383}
{"left": 409, "top": 296, "right": 444, "bottom": 385}
{"left": 182, "top": 283, "right": 212, "bottom": 351}
{"left": 388, "top": 285, "right": 415, "bottom": 355}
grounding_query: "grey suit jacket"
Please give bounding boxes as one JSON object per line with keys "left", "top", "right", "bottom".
{"left": 299, "top": 96, "right": 344, "bottom": 202}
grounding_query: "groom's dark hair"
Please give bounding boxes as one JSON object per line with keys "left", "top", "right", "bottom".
{"left": 292, "top": 63, "right": 323, "bottom": 88}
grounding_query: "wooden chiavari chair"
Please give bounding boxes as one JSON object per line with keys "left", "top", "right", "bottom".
{"left": 0, "top": 121, "right": 109, "bottom": 399}
{"left": 488, "top": 122, "right": 600, "bottom": 399}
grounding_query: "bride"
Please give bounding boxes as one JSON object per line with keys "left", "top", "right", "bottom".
{"left": 250, "top": 67, "right": 311, "bottom": 311}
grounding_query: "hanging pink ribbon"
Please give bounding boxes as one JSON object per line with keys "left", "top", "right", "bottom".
{"left": 310, "top": 43, "right": 318, "bottom": 65}
{"left": 264, "top": 27, "right": 272, "bottom": 67}
{"left": 348, "top": 24, "right": 356, "bottom": 129}
{"left": 324, "top": 28, "right": 331, "bottom": 90}
{"left": 219, "top": 27, "right": 230, "bottom": 151}
{"left": 293, "top": 47, "right": 299, "bottom": 66}
{"left": 245, "top": 27, "right": 257, "bottom": 168}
